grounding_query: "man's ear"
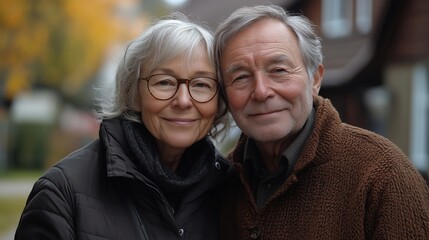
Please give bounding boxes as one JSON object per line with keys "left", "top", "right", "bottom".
{"left": 312, "top": 64, "right": 324, "bottom": 96}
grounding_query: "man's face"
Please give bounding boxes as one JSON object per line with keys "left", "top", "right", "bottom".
{"left": 221, "top": 18, "right": 321, "bottom": 144}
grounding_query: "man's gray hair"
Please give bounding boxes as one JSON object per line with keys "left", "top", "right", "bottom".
{"left": 214, "top": 4, "right": 323, "bottom": 85}
{"left": 97, "top": 12, "right": 228, "bottom": 137}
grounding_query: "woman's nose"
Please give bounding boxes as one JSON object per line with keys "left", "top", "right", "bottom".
{"left": 173, "top": 84, "right": 193, "bottom": 108}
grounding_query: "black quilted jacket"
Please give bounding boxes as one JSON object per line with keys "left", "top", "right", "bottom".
{"left": 15, "top": 118, "right": 229, "bottom": 240}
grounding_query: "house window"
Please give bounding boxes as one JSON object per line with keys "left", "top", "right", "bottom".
{"left": 356, "top": 0, "right": 372, "bottom": 34}
{"left": 322, "top": 0, "right": 353, "bottom": 38}
{"left": 410, "top": 63, "right": 429, "bottom": 172}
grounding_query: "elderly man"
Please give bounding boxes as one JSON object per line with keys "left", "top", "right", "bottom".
{"left": 215, "top": 4, "right": 429, "bottom": 240}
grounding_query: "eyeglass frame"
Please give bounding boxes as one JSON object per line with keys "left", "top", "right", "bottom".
{"left": 139, "top": 74, "right": 219, "bottom": 103}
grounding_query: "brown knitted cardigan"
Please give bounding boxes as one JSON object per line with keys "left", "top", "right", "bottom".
{"left": 220, "top": 96, "right": 429, "bottom": 240}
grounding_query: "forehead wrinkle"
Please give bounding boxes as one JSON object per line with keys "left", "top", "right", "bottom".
{"left": 225, "top": 53, "right": 291, "bottom": 75}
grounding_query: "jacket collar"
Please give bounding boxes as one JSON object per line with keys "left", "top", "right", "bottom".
{"left": 99, "top": 117, "right": 141, "bottom": 179}
{"left": 99, "top": 117, "right": 230, "bottom": 195}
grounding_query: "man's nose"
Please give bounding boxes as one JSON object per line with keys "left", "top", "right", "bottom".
{"left": 252, "top": 72, "right": 273, "bottom": 101}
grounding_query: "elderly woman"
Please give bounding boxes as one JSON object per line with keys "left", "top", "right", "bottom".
{"left": 15, "top": 12, "right": 229, "bottom": 240}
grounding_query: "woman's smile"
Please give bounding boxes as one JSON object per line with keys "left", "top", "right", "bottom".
{"left": 163, "top": 117, "right": 196, "bottom": 126}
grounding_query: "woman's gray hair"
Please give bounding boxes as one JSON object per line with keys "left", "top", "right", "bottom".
{"left": 97, "top": 12, "right": 229, "bottom": 137}
{"left": 214, "top": 4, "right": 323, "bottom": 85}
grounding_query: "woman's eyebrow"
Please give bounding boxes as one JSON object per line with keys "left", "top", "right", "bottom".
{"left": 192, "top": 70, "right": 216, "bottom": 78}
{"left": 151, "top": 68, "right": 215, "bottom": 78}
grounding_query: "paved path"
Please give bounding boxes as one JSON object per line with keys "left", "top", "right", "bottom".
{"left": 0, "top": 180, "right": 34, "bottom": 198}
{"left": 0, "top": 180, "right": 35, "bottom": 240}
{"left": 0, "top": 229, "right": 15, "bottom": 240}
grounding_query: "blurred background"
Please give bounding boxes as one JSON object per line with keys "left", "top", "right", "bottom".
{"left": 0, "top": 0, "right": 428, "bottom": 239}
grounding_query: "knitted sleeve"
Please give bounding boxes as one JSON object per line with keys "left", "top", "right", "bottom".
{"left": 364, "top": 151, "right": 429, "bottom": 239}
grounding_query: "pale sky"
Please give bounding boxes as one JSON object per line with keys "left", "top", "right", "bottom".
{"left": 164, "top": 0, "right": 188, "bottom": 7}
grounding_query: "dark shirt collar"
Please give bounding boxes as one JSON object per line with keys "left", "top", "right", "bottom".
{"left": 243, "top": 108, "right": 316, "bottom": 182}
{"left": 283, "top": 107, "right": 316, "bottom": 175}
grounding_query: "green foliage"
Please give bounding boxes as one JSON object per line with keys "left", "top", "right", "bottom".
{"left": 0, "top": 170, "right": 40, "bottom": 234}
{"left": 0, "top": 197, "right": 26, "bottom": 234}
{"left": 0, "top": 169, "right": 43, "bottom": 180}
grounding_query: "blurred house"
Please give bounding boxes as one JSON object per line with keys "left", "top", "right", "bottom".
{"left": 177, "top": 0, "right": 429, "bottom": 177}
{"left": 291, "top": 0, "right": 429, "bottom": 178}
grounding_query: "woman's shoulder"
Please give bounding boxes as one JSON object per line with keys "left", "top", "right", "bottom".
{"left": 39, "top": 140, "right": 103, "bottom": 191}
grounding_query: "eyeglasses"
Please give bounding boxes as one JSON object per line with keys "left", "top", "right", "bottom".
{"left": 139, "top": 74, "right": 219, "bottom": 103}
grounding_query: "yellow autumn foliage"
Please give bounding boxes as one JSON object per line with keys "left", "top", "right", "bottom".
{"left": 1, "top": 0, "right": 147, "bottom": 102}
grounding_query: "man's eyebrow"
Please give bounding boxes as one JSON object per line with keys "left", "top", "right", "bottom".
{"left": 225, "top": 64, "right": 246, "bottom": 75}
{"left": 267, "top": 54, "right": 291, "bottom": 65}
{"left": 224, "top": 55, "right": 292, "bottom": 74}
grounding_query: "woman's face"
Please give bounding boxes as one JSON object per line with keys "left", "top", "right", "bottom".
{"left": 137, "top": 46, "right": 218, "bottom": 152}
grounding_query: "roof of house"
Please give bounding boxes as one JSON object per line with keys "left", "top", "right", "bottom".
{"left": 176, "top": 0, "right": 428, "bottom": 87}
{"left": 175, "top": 0, "right": 296, "bottom": 28}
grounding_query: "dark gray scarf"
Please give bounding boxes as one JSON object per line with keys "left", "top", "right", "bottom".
{"left": 120, "top": 119, "right": 215, "bottom": 195}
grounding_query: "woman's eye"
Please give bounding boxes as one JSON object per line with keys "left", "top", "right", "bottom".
{"left": 153, "top": 79, "right": 175, "bottom": 87}
{"left": 193, "top": 82, "right": 211, "bottom": 89}
{"left": 191, "top": 78, "right": 217, "bottom": 90}
{"left": 156, "top": 80, "right": 170, "bottom": 85}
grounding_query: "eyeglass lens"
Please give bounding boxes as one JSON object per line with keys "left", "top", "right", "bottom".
{"left": 146, "top": 74, "right": 218, "bottom": 102}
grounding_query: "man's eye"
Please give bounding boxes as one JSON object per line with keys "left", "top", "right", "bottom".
{"left": 228, "top": 74, "right": 251, "bottom": 89}
{"left": 273, "top": 68, "right": 288, "bottom": 73}
{"left": 233, "top": 74, "right": 249, "bottom": 81}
